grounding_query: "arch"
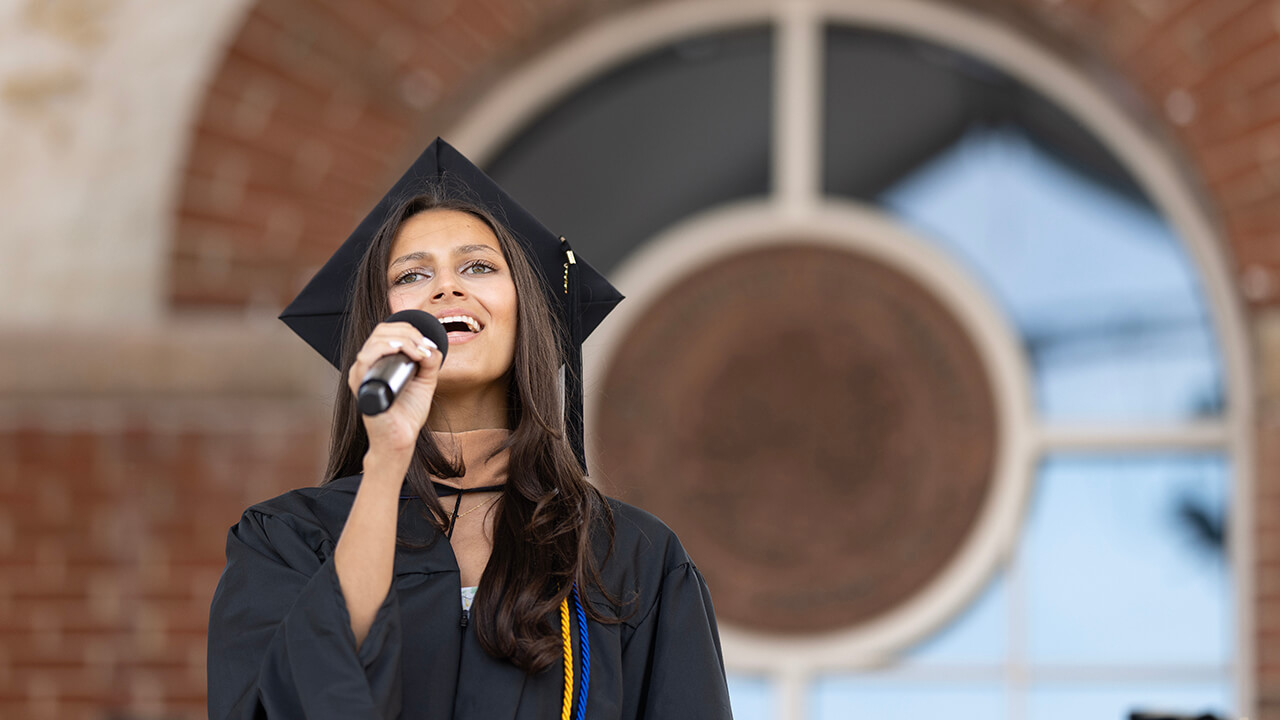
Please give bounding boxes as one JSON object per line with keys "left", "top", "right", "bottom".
{"left": 446, "top": 0, "right": 1255, "bottom": 715}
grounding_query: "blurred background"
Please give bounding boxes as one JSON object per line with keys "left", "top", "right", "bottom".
{"left": 0, "top": 0, "right": 1277, "bottom": 718}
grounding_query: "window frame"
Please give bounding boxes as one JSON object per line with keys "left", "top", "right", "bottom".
{"left": 446, "top": 1, "right": 1255, "bottom": 717}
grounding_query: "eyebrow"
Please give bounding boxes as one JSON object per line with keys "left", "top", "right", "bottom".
{"left": 388, "top": 244, "right": 500, "bottom": 268}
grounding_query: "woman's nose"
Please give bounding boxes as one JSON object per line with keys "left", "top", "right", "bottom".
{"left": 431, "top": 277, "right": 465, "bottom": 300}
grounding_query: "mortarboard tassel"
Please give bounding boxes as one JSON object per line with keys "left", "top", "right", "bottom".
{"left": 561, "top": 237, "right": 587, "bottom": 473}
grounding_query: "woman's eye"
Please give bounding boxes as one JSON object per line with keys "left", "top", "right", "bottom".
{"left": 465, "top": 261, "right": 497, "bottom": 275}
{"left": 393, "top": 270, "right": 428, "bottom": 285}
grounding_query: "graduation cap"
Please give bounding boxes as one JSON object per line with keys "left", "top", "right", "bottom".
{"left": 279, "top": 137, "right": 623, "bottom": 472}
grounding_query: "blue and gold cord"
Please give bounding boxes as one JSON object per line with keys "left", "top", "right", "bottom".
{"left": 559, "top": 583, "right": 591, "bottom": 719}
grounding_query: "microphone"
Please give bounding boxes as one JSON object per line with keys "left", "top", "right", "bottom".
{"left": 357, "top": 310, "right": 450, "bottom": 415}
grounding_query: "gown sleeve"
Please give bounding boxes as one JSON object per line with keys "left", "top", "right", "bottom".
{"left": 207, "top": 507, "right": 403, "bottom": 720}
{"left": 621, "top": 561, "right": 734, "bottom": 719}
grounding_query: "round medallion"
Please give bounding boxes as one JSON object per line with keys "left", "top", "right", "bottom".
{"left": 596, "top": 243, "right": 997, "bottom": 634}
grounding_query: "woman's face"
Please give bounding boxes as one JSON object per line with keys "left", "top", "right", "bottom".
{"left": 386, "top": 208, "right": 518, "bottom": 396}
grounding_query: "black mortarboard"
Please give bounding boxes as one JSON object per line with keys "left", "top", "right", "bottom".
{"left": 279, "top": 137, "right": 623, "bottom": 471}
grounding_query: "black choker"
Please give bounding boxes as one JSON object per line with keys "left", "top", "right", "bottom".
{"left": 412, "top": 482, "right": 505, "bottom": 539}
{"left": 430, "top": 481, "right": 506, "bottom": 497}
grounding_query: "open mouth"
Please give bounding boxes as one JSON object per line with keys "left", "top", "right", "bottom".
{"left": 438, "top": 315, "right": 482, "bottom": 334}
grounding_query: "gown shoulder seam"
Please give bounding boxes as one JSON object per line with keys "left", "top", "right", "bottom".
{"left": 621, "top": 559, "right": 695, "bottom": 630}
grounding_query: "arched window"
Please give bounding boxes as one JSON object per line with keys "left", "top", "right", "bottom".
{"left": 461, "top": 4, "right": 1248, "bottom": 719}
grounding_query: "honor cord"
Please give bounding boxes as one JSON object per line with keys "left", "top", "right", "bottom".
{"left": 560, "top": 596, "right": 573, "bottom": 720}
{"left": 573, "top": 584, "right": 590, "bottom": 720}
{"left": 559, "top": 584, "right": 591, "bottom": 720}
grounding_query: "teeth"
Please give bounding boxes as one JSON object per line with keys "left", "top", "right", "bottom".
{"left": 439, "top": 315, "right": 481, "bottom": 333}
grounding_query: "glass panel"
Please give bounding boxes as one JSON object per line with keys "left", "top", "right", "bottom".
{"left": 486, "top": 28, "right": 773, "bottom": 274}
{"left": 824, "top": 28, "right": 1144, "bottom": 204}
{"left": 901, "top": 571, "right": 1008, "bottom": 666}
{"left": 727, "top": 673, "right": 775, "bottom": 720}
{"left": 825, "top": 26, "right": 1224, "bottom": 422}
{"left": 1027, "top": 682, "right": 1233, "bottom": 720}
{"left": 879, "top": 131, "right": 1222, "bottom": 422}
{"left": 1023, "top": 455, "right": 1232, "bottom": 666}
{"left": 812, "top": 677, "right": 1007, "bottom": 720}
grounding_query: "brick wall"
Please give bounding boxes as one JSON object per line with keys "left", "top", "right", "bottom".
{"left": 0, "top": 325, "right": 333, "bottom": 720}
{"left": 0, "top": 408, "right": 327, "bottom": 720}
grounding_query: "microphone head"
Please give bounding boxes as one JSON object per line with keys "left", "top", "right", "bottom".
{"left": 385, "top": 309, "right": 449, "bottom": 361}
{"left": 356, "top": 381, "right": 394, "bottom": 416}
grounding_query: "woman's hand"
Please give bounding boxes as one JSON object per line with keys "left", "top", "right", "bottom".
{"left": 346, "top": 321, "right": 443, "bottom": 456}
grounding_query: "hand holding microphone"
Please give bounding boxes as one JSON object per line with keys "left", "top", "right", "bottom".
{"left": 357, "top": 310, "right": 450, "bottom": 415}
{"left": 346, "top": 310, "right": 449, "bottom": 453}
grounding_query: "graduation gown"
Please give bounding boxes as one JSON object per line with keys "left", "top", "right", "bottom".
{"left": 207, "top": 474, "right": 734, "bottom": 719}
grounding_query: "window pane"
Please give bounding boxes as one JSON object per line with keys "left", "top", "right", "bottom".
{"left": 880, "top": 133, "right": 1223, "bottom": 422}
{"left": 727, "top": 674, "right": 776, "bottom": 720}
{"left": 1027, "top": 682, "right": 1233, "bottom": 720}
{"left": 901, "top": 571, "right": 1008, "bottom": 666}
{"left": 486, "top": 28, "right": 773, "bottom": 274}
{"left": 824, "top": 27, "right": 1224, "bottom": 422}
{"left": 812, "top": 678, "right": 1006, "bottom": 720}
{"left": 1023, "top": 455, "right": 1232, "bottom": 666}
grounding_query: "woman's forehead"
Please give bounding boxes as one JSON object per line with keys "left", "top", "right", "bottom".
{"left": 389, "top": 209, "right": 501, "bottom": 260}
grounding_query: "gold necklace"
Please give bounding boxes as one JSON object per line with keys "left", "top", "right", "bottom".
{"left": 450, "top": 493, "right": 499, "bottom": 527}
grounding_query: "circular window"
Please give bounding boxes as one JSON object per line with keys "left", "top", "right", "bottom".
{"left": 596, "top": 242, "right": 998, "bottom": 634}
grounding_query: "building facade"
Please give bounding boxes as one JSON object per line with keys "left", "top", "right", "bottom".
{"left": 1, "top": 0, "right": 1278, "bottom": 718}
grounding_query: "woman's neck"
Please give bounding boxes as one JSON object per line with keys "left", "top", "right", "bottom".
{"left": 427, "top": 383, "right": 509, "bottom": 432}
{"left": 429, "top": 427, "right": 511, "bottom": 490}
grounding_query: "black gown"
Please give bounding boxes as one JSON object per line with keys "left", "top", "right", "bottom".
{"left": 207, "top": 474, "right": 734, "bottom": 719}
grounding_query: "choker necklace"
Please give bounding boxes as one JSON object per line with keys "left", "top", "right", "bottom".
{"left": 430, "top": 481, "right": 506, "bottom": 497}
{"left": 430, "top": 482, "right": 505, "bottom": 539}
{"left": 399, "top": 482, "right": 506, "bottom": 538}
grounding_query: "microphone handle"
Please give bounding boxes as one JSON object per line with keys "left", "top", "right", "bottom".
{"left": 357, "top": 353, "right": 418, "bottom": 415}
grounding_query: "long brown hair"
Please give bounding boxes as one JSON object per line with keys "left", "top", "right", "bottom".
{"left": 322, "top": 185, "right": 615, "bottom": 673}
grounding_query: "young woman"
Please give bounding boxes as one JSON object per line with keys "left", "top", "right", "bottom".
{"left": 207, "top": 139, "right": 733, "bottom": 720}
